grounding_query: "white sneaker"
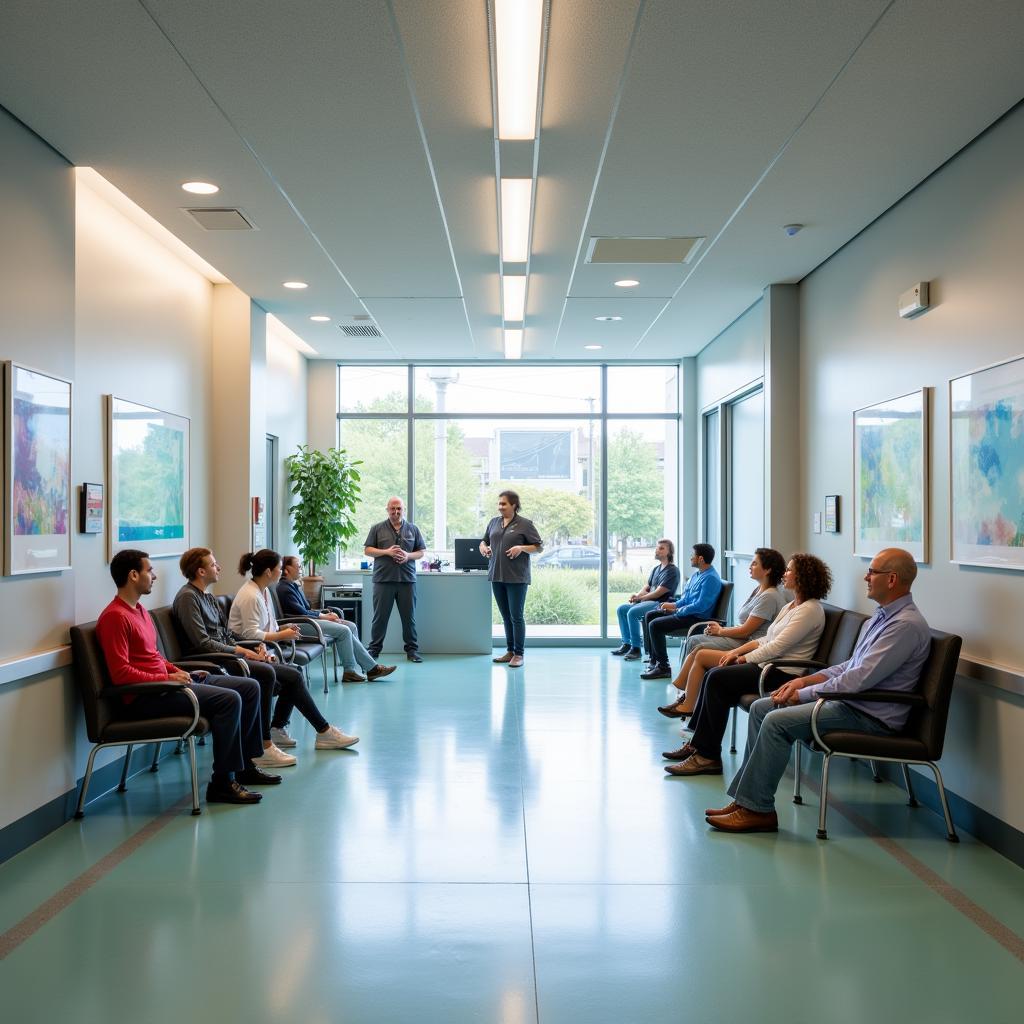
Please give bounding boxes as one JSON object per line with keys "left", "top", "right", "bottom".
{"left": 253, "top": 743, "right": 297, "bottom": 767}
{"left": 270, "top": 726, "right": 297, "bottom": 748}
{"left": 314, "top": 725, "right": 359, "bottom": 750}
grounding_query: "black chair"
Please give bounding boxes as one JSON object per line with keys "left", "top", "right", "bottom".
{"left": 70, "top": 621, "right": 221, "bottom": 818}
{"left": 670, "top": 581, "right": 735, "bottom": 667}
{"left": 800, "top": 629, "right": 963, "bottom": 842}
{"left": 150, "top": 605, "right": 250, "bottom": 678}
{"left": 268, "top": 585, "right": 339, "bottom": 691}
{"left": 216, "top": 593, "right": 329, "bottom": 692}
{"left": 728, "top": 603, "right": 864, "bottom": 753}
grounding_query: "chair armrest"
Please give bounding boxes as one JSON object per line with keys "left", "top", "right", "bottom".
{"left": 278, "top": 615, "right": 326, "bottom": 642}
{"left": 174, "top": 659, "right": 229, "bottom": 675}
{"left": 685, "top": 620, "right": 723, "bottom": 640}
{"left": 756, "top": 660, "right": 828, "bottom": 695}
{"left": 235, "top": 639, "right": 284, "bottom": 661}
{"left": 100, "top": 682, "right": 188, "bottom": 699}
{"left": 816, "top": 689, "right": 926, "bottom": 707}
{"left": 181, "top": 653, "right": 250, "bottom": 676}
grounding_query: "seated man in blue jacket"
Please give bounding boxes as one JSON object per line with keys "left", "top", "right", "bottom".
{"left": 277, "top": 556, "right": 395, "bottom": 682}
{"left": 640, "top": 543, "right": 723, "bottom": 680}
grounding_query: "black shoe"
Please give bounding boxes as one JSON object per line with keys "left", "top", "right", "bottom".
{"left": 663, "top": 743, "right": 696, "bottom": 760}
{"left": 657, "top": 702, "right": 689, "bottom": 719}
{"left": 610, "top": 643, "right": 631, "bottom": 656}
{"left": 206, "top": 780, "right": 262, "bottom": 804}
{"left": 623, "top": 647, "right": 643, "bottom": 661}
{"left": 236, "top": 766, "right": 283, "bottom": 786}
{"left": 640, "top": 666, "right": 671, "bottom": 680}
{"left": 407, "top": 652, "right": 423, "bottom": 663}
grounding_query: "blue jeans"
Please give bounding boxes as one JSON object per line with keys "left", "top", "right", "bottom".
{"left": 317, "top": 618, "right": 376, "bottom": 672}
{"left": 615, "top": 600, "right": 660, "bottom": 648}
{"left": 492, "top": 582, "right": 528, "bottom": 656}
{"left": 727, "top": 697, "right": 891, "bottom": 812}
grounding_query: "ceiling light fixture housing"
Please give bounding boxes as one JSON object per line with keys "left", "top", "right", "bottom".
{"left": 310, "top": 315, "right": 331, "bottom": 322}
{"left": 494, "top": 0, "right": 544, "bottom": 140}
{"left": 504, "top": 328, "right": 523, "bottom": 360}
{"left": 594, "top": 315, "right": 622, "bottom": 322}
{"left": 181, "top": 181, "right": 219, "bottom": 195}
{"left": 500, "top": 179, "right": 533, "bottom": 263}
{"left": 614, "top": 279, "right": 640, "bottom": 288}
{"left": 283, "top": 281, "right": 308, "bottom": 290}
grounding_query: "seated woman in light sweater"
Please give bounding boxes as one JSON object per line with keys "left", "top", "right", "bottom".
{"left": 230, "top": 549, "right": 359, "bottom": 752}
{"left": 662, "top": 553, "right": 832, "bottom": 775}
{"left": 658, "top": 547, "right": 788, "bottom": 719}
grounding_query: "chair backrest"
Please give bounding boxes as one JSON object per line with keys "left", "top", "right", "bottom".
{"left": 69, "top": 621, "right": 117, "bottom": 744}
{"left": 713, "top": 581, "right": 734, "bottom": 623}
{"left": 822, "top": 607, "right": 869, "bottom": 666}
{"left": 904, "top": 630, "right": 962, "bottom": 758}
{"left": 150, "top": 605, "right": 189, "bottom": 662}
{"left": 268, "top": 585, "right": 284, "bottom": 619}
{"left": 810, "top": 603, "right": 846, "bottom": 663}
{"left": 215, "top": 593, "right": 233, "bottom": 622}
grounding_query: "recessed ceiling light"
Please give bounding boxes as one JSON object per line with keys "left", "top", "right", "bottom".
{"left": 181, "top": 181, "right": 219, "bottom": 195}
{"left": 283, "top": 281, "right": 308, "bottom": 289}
{"left": 494, "top": 0, "right": 545, "bottom": 140}
{"left": 502, "top": 276, "right": 527, "bottom": 322}
{"left": 614, "top": 279, "right": 640, "bottom": 288}
{"left": 584, "top": 344, "right": 602, "bottom": 350}
{"left": 594, "top": 315, "right": 622, "bottom": 322}
{"left": 500, "top": 179, "right": 533, "bottom": 263}
{"left": 504, "top": 328, "right": 523, "bottom": 360}
{"left": 309, "top": 315, "right": 331, "bottom": 322}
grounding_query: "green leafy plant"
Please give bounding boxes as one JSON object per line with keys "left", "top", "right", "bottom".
{"left": 284, "top": 444, "right": 362, "bottom": 575}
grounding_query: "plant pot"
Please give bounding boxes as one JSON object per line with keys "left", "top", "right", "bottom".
{"left": 302, "top": 575, "right": 324, "bottom": 606}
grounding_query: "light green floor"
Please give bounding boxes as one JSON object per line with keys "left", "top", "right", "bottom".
{"left": 1, "top": 650, "right": 1022, "bottom": 1023}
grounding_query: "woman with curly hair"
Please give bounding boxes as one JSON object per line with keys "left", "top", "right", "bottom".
{"left": 658, "top": 547, "right": 788, "bottom": 719}
{"left": 662, "top": 553, "right": 832, "bottom": 775}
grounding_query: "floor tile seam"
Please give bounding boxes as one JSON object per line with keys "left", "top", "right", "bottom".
{"left": 803, "top": 776, "right": 1024, "bottom": 964}
{"left": 0, "top": 792, "right": 192, "bottom": 961}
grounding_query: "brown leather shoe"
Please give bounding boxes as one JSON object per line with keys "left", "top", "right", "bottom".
{"left": 706, "top": 806, "right": 778, "bottom": 832}
{"left": 367, "top": 664, "right": 397, "bottom": 680}
{"left": 508, "top": 655, "right": 524, "bottom": 667}
{"left": 664, "top": 754, "right": 723, "bottom": 777}
{"left": 657, "top": 701, "right": 689, "bottom": 719}
{"left": 662, "top": 743, "right": 696, "bottom": 761}
{"left": 342, "top": 670, "right": 367, "bottom": 682}
{"left": 493, "top": 651, "right": 514, "bottom": 663}
{"left": 705, "top": 801, "right": 739, "bottom": 817}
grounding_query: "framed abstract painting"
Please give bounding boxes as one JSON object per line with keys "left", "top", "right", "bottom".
{"left": 949, "top": 355, "right": 1024, "bottom": 570}
{"left": 853, "top": 388, "right": 929, "bottom": 563}
{"left": 3, "top": 362, "right": 73, "bottom": 575}
{"left": 107, "top": 396, "right": 189, "bottom": 561}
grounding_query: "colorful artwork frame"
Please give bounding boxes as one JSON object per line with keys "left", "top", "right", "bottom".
{"left": 3, "top": 363, "right": 73, "bottom": 575}
{"left": 949, "top": 355, "right": 1024, "bottom": 570}
{"left": 107, "top": 396, "right": 189, "bottom": 561}
{"left": 853, "top": 388, "right": 929, "bottom": 563}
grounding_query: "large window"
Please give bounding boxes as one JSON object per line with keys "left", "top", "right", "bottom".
{"left": 337, "top": 364, "right": 681, "bottom": 639}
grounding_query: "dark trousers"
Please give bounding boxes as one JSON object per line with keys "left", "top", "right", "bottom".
{"left": 123, "top": 677, "right": 262, "bottom": 780}
{"left": 690, "top": 663, "right": 787, "bottom": 760}
{"left": 235, "top": 660, "right": 328, "bottom": 737}
{"left": 368, "top": 582, "right": 418, "bottom": 655}
{"left": 492, "top": 581, "right": 528, "bottom": 656}
{"left": 645, "top": 611, "right": 703, "bottom": 668}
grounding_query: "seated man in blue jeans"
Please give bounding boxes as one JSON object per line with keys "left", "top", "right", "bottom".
{"left": 639, "top": 543, "right": 722, "bottom": 680}
{"left": 706, "top": 548, "right": 930, "bottom": 833}
{"left": 277, "top": 556, "right": 395, "bottom": 682}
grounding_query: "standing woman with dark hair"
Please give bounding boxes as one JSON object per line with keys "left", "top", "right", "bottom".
{"left": 230, "top": 549, "right": 360, "bottom": 751}
{"left": 480, "top": 491, "right": 543, "bottom": 668}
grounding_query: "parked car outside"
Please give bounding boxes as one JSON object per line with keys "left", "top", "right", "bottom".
{"left": 534, "top": 545, "right": 614, "bottom": 570}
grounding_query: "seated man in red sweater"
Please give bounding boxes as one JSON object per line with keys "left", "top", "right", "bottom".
{"left": 96, "top": 548, "right": 273, "bottom": 806}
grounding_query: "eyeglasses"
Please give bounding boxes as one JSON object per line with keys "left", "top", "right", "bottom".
{"left": 865, "top": 567, "right": 894, "bottom": 576}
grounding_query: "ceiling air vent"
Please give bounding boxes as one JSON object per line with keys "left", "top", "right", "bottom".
{"left": 340, "top": 324, "right": 382, "bottom": 338}
{"left": 585, "top": 236, "right": 704, "bottom": 264}
{"left": 183, "top": 207, "right": 256, "bottom": 230}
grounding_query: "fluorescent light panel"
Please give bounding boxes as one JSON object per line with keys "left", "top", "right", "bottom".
{"left": 504, "top": 328, "right": 523, "bottom": 360}
{"left": 495, "top": 0, "right": 544, "bottom": 140}
{"left": 500, "top": 178, "right": 533, "bottom": 263}
{"left": 502, "top": 276, "right": 527, "bottom": 322}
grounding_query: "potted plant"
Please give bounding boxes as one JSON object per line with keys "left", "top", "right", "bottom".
{"left": 284, "top": 444, "right": 362, "bottom": 603}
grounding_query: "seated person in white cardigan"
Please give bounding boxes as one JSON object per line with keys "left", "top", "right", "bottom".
{"left": 277, "top": 555, "right": 395, "bottom": 682}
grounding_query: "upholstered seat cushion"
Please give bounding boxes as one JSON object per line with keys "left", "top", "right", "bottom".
{"left": 99, "top": 716, "right": 211, "bottom": 743}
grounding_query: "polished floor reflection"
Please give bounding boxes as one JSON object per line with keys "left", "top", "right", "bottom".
{"left": 1, "top": 650, "right": 1022, "bottom": 1022}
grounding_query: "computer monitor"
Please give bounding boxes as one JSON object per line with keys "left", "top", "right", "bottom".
{"left": 454, "top": 538, "right": 489, "bottom": 571}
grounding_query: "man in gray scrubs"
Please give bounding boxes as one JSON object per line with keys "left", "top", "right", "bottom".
{"left": 364, "top": 496, "right": 427, "bottom": 662}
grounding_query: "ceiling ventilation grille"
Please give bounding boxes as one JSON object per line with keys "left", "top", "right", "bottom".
{"left": 340, "top": 324, "right": 382, "bottom": 338}
{"left": 585, "top": 236, "right": 704, "bottom": 264}
{"left": 183, "top": 207, "right": 255, "bottom": 230}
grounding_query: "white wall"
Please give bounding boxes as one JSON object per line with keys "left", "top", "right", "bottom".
{"left": 800, "top": 105, "right": 1024, "bottom": 830}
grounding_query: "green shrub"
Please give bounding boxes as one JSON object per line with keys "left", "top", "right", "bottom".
{"left": 523, "top": 572, "right": 591, "bottom": 625}
{"left": 608, "top": 569, "right": 647, "bottom": 593}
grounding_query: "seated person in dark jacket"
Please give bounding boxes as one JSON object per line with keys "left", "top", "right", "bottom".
{"left": 277, "top": 556, "right": 394, "bottom": 682}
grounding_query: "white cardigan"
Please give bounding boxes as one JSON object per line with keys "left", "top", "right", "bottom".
{"left": 228, "top": 579, "right": 278, "bottom": 641}
{"left": 744, "top": 598, "right": 825, "bottom": 670}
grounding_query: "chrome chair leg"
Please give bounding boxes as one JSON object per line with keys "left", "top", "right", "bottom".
{"left": 188, "top": 736, "right": 201, "bottom": 816}
{"left": 793, "top": 743, "right": 804, "bottom": 804}
{"left": 901, "top": 763, "right": 919, "bottom": 806}
{"left": 174, "top": 739, "right": 183, "bottom": 755}
{"left": 323, "top": 650, "right": 330, "bottom": 694}
{"left": 928, "top": 761, "right": 959, "bottom": 843}
{"left": 75, "top": 745, "right": 102, "bottom": 819}
{"left": 817, "top": 753, "right": 832, "bottom": 839}
{"left": 869, "top": 760, "right": 882, "bottom": 782}
{"left": 729, "top": 707, "right": 738, "bottom": 754}
{"left": 150, "top": 742, "right": 161, "bottom": 772}
{"left": 118, "top": 745, "right": 134, "bottom": 792}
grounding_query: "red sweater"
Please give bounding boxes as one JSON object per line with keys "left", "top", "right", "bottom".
{"left": 96, "top": 596, "right": 179, "bottom": 700}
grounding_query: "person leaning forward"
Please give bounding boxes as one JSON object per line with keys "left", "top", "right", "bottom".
{"left": 364, "top": 496, "right": 426, "bottom": 662}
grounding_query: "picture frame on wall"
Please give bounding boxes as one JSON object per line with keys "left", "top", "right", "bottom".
{"left": 80, "top": 482, "right": 104, "bottom": 534}
{"left": 853, "top": 388, "right": 929, "bottom": 563}
{"left": 3, "top": 362, "right": 73, "bottom": 575}
{"left": 107, "top": 396, "right": 189, "bottom": 561}
{"left": 824, "top": 495, "right": 840, "bottom": 534}
{"left": 949, "top": 354, "right": 1024, "bottom": 570}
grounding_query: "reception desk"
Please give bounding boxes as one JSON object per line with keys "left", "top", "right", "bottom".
{"left": 323, "top": 570, "right": 493, "bottom": 655}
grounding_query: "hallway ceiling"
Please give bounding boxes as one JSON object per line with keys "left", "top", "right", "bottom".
{"left": 1, "top": 1, "right": 1022, "bottom": 360}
